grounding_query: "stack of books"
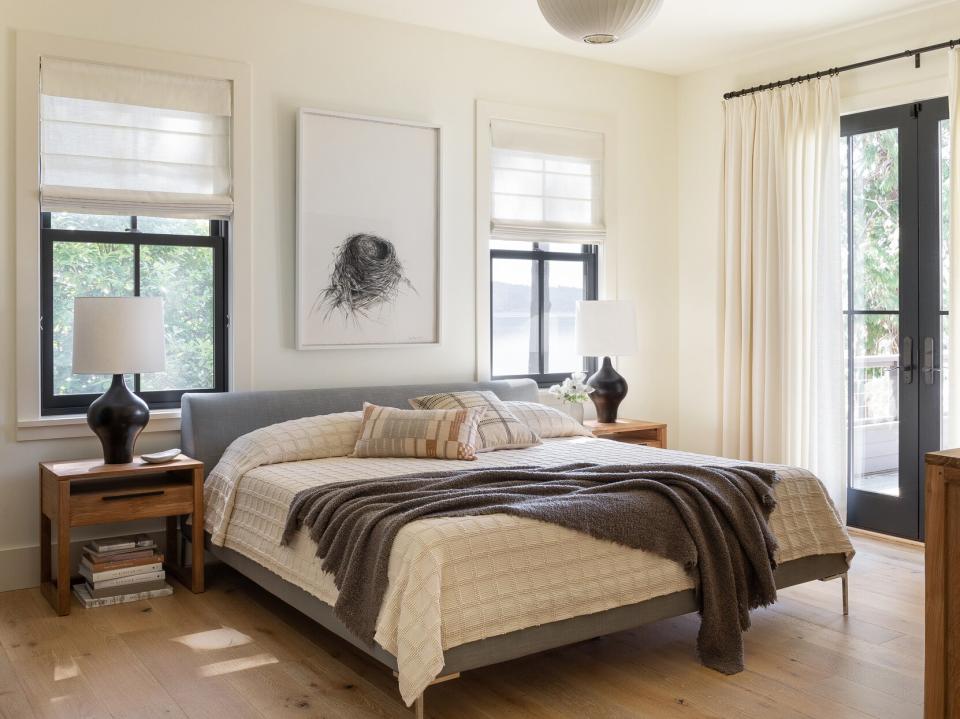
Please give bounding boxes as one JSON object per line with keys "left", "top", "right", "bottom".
{"left": 73, "top": 534, "right": 173, "bottom": 608}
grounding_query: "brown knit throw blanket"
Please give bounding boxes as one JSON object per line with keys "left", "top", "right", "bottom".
{"left": 282, "top": 462, "right": 780, "bottom": 674}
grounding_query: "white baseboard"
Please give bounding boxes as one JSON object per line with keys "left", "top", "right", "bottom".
{"left": 0, "top": 530, "right": 166, "bottom": 593}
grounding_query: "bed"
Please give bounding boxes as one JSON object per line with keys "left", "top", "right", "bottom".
{"left": 180, "top": 379, "right": 854, "bottom": 716}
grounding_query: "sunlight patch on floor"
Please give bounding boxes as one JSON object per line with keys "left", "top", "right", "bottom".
{"left": 53, "top": 656, "right": 80, "bottom": 681}
{"left": 197, "top": 652, "right": 278, "bottom": 677}
{"left": 172, "top": 626, "right": 253, "bottom": 651}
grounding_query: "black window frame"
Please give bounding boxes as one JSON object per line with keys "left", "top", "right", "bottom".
{"left": 490, "top": 242, "right": 599, "bottom": 387}
{"left": 40, "top": 213, "right": 229, "bottom": 416}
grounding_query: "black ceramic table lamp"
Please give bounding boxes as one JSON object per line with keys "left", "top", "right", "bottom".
{"left": 72, "top": 297, "right": 166, "bottom": 464}
{"left": 575, "top": 300, "right": 638, "bottom": 423}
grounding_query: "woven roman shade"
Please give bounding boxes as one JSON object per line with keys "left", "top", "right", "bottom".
{"left": 40, "top": 58, "right": 233, "bottom": 219}
{"left": 490, "top": 119, "right": 604, "bottom": 244}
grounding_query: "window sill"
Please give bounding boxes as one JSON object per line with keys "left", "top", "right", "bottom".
{"left": 17, "top": 408, "right": 181, "bottom": 441}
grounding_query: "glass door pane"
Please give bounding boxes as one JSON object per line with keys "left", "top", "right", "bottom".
{"left": 850, "top": 314, "right": 900, "bottom": 495}
{"left": 845, "top": 127, "right": 904, "bottom": 499}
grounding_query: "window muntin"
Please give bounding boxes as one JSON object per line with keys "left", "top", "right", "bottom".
{"left": 41, "top": 212, "right": 227, "bottom": 415}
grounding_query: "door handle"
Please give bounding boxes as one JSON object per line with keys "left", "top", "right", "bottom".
{"left": 922, "top": 336, "right": 941, "bottom": 385}
{"left": 901, "top": 336, "right": 914, "bottom": 384}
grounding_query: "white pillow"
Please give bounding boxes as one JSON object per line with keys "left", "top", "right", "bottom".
{"left": 502, "top": 401, "right": 593, "bottom": 439}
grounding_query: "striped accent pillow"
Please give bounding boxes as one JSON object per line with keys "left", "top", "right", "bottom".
{"left": 409, "top": 390, "right": 541, "bottom": 452}
{"left": 351, "top": 403, "right": 483, "bottom": 460}
{"left": 502, "top": 401, "right": 594, "bottom": 439}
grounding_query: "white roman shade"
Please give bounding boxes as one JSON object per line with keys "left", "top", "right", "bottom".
{"left": 490, "top": 119, "right": 604, "bottom": 243}
{"left": 40, "top": 58, "right": 233, "bottom": 219}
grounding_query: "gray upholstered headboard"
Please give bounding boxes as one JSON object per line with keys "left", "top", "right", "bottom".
{"left": 180, "top": 379, "right": 540, "bottom": 474}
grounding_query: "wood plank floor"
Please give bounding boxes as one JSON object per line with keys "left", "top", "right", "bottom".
{"left": 0, "top": 534, "right": 922, "bottom": 718}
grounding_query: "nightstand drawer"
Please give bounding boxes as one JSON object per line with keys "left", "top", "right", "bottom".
{"left": 625, "top": 438, "right": 663, "bottom": 448}
{"left": 70, "top": 482, "right": 194, "bottom": 526}
{"left": 585, "top": 419, "right": 667, "bottom": 449}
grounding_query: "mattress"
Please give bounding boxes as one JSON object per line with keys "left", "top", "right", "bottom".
{"left": 209, "top": 436, "right": 854, "bottom": 704}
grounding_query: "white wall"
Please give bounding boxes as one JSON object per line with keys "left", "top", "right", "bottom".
{"left": 0, "top": 0, "right": 678, "bottom": 589}
{"left": 675, "top": 2, "right": 960, "bottom": 455}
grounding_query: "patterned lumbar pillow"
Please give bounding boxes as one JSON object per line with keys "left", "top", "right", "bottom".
{"left": 409, "top": 390, "right": 541, "bottom": 452}
{"left": 351, "top": 402, "right": 484, "bottom": 460}
{"left": 502, "top": 400, "right": 594, "bottom": 439}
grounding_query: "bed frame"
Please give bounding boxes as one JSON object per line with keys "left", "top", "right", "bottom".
{"left": 180, "top": 380, "right": 850, "bottom": 717}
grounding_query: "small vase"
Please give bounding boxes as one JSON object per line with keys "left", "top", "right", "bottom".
{"left": 562, "top": 401, "right": 585, "bottom": 424}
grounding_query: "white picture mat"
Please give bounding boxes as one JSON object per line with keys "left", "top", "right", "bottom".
{"left": 296, "top": 109, "right": 441, "bottom": 348}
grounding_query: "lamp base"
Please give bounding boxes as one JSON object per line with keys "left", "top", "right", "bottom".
{"left": 587, "top": 357, "right": 628, "bottom": 423}
{"left": 87, "top": 374, "right": 150, "bottom": 464}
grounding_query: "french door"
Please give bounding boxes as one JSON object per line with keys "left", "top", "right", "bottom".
{"left": 842, "top": 98, "right": 949, "bottom": 540}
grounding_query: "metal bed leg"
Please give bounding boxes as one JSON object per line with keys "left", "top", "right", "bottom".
{"left": 818, "top": 571, "right": 850, "bottom": 616}
{"left": 841, "top": 572, "right": 849, "bottom": 616}
{"left": 399, "top": 672, "right": 459, "bottom": 717}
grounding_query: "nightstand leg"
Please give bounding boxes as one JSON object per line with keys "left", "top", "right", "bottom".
{"left": 191, "top": 468, "right": 205, "bottom": 593}
{"left": 55, "top": 482, "right": 71, "bottom": 615}
{"left": 165, "top": 515, "right": 179, "bottom": 566}
{"left": 40, "top": 511, "right": 51, "bottom": 586}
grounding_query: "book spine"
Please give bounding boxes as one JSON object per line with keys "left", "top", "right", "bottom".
{"left": 89, "top": 570, "right": 165, "bottom": 589}
{"left": 80, "top": 562, "right": 163, "bottom": 583}
{"left": 82, "top": 554, "right": 164, "bottom": 574}
{"left": 86, "top": 579, "right": 167, "bottom": 599}
{"left": 74, "top": 584, "right": 173, "bottom": 608}
{"left": 83, "top": 549, "right": 154, "bottom": 564}
{"left": 91, "top": 541, "right": 137, "bottom": 553}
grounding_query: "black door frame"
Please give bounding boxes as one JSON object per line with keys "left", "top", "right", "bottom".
{"left": 917, "top": 97, "right": 950, "bottom": 539}
{"left": 842, "top": 97, "right": 948, "bottom": 540}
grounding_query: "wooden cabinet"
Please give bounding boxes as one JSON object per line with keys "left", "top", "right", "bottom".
{"left": 584, "top": 419, "right": 668, "bottom": 448}
{"left": 923, "top": 449, "right": 960, "bottom": 718}
{"left": 39, "top": 455, "right": 205, "bottom": 615}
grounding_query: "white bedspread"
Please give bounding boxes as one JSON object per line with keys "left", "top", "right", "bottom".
{"left": 205, "top": 435, "right": 854, "bottom": 705}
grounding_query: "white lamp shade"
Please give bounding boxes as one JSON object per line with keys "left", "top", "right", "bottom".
{"left": 575, "top": 300, "right": 638, "bottom": 357}
{"left": 537, "top": 0, "right": 663, "bottom": 44}
{"left": 72, "top": 297, "right": 166, "bottom": 374}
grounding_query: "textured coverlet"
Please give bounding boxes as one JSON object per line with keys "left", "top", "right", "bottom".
{"left": 204, "top": 432, "right": 854, "bottom": 705}
{"left": 283, "top": 462, "right": 781, "bottom": 675}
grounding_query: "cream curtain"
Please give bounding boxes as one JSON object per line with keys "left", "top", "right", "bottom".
{"left": 720, "top": 77, "right": 845, "bottom": 514}
{"left": 947, "top": 49, "right": 960, "bottom": 447}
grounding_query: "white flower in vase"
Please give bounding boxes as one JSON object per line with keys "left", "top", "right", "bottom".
{"left": 548, "top": 372, "right": 594, "bottom": 424}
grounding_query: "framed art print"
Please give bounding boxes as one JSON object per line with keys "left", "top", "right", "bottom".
{"left": 296, "top": 109, "right": 441, "bottom": 349}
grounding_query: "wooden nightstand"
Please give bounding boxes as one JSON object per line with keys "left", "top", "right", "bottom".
{"left": 39, "top": 455, "right": 205, "bottom": 615}
{"left": 585, "top": 419, "right": 668, "bottom": 448}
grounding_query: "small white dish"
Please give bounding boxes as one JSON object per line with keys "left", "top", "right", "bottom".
{"left": 141, "top": 448, "right": 182, "bottom": 464}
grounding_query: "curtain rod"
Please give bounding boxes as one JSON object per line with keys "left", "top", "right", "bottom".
{"left": 723, "top": 37, "right": 960, "bottom": 100}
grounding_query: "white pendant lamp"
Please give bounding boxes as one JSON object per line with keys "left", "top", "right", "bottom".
{"left": 537, "top": 0, "right": 663, "bottom": 44}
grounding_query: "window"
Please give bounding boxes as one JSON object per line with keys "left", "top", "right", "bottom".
{"left": 37, "top": 58, "right": 234, "bottom": 415}
{"left": 488, "top": 119, "right": 604, "bottom": 385}
{"left": 491, "top": 241, "right": 598, "bottom": 384}
{"left": 41, "top": 212, "right": 228, "bottom": 415}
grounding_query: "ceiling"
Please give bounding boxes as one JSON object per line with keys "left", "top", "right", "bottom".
{"left": 295, "top": 0, "right": 952, "bottom": 75}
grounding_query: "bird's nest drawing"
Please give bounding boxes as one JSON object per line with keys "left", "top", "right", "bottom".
{"left": 313, "top": 233, "right": 414, "bottom": 322}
